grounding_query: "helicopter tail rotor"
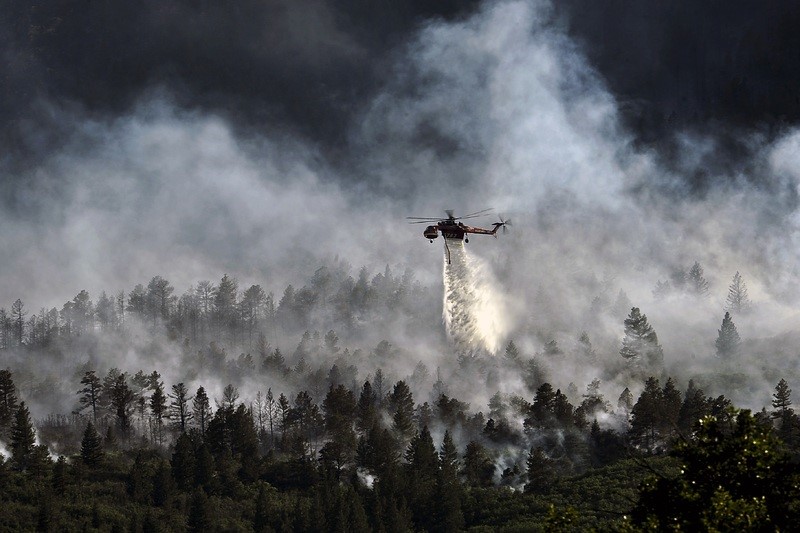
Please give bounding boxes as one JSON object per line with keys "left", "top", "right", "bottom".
{"left": 498, "top": 216, "right": 511, "bottom": 234}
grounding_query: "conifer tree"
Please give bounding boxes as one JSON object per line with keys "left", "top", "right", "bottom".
{"left": 435, "top": 430, "right": 464, "bottom": 532}
{"left": 10, "top": 402, "right": 36, "bottom": 471}
{"left": 150, "top": 380, "right": 167, "bottom": 444}
{"left": 110, "top": 373, "right": 135, "bottom": 437}
{"left": 80, "top": 422, "right": 104, "bottom": 467}
{"left": 525, "top": 447, "right": 555, "bottom": 494}
{"left": 772, "top": 379, "right": 796, "bottom": 445}
{"left": 581, "top": 378, "right": 608, "bottom": 414}
{"left": 617, "top": 387, "right": 634, "bottom": 415}
{"left": 522, "top": 382, "right": 554, "bottom": 431}
{"left": 620, "top": 307, "right": 664, "bottom": 368}
{"left": 462, "top": 441, "right": 494, "bottom": 487}
{"left": 577, "top": 332, "right": 596, "bottom": 362}
{"left": 192, "top": 387, "right": 212, "bottom": 435}
{"left": 503, "top": 340, "right": 521, "bottom": 364}
{"left": 552, "top": 389, "right": 575, "bottom": 426}
{"left": 715, "top": 312, "right": 742, "bottom": 359}
{"left": 678, "top": 380, "right": 710, "bottom": 436}
{"left": 0, "top": 369, "right": 18, "bottom": 436}
{"left": 660, "top": 377, "right": 683, "bottom": 438}
{"left": 77, "top": 370, "right": 102, "bottom": 422}
{"left": 630, "top": 377, "right": 663, "bottom": 451}
{"left": 11, "top": 299, "right": 26, "bottom": 346}
{"left": 687, "top": 261, "right": 710, "bottom": 297}
{"left": 725, "top": 271, "right": 751, "bottom": 313}
{"left": 356, "top": 381, "right": 377, "bottom": 432}
{"left": 389, "top": 381, "right": 415, "bottom": 439}
{"left": 404, "top": 425, "right": 438, "bottom": 530}
{"left": 168, "top": 382, "right": 193, "bottom": 433}
{"left": 170, "top": 433, "right": 195, "bottom": 491}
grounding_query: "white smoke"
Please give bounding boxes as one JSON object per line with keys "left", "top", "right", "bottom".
{"left": 443, "top": 238, "right": 509, "bottom": 354}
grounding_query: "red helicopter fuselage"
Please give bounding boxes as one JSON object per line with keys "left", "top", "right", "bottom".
{"left": 423, "top": 218, "right": 503, "bottom": 241}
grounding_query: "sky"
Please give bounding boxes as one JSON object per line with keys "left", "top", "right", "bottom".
{"left": 3, "top": 0, "right": 800, "bottom": 393}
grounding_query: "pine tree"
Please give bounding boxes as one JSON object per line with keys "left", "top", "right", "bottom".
{"left": 404, "top": 425, "right": 438, "bottom": 530}
{"left": 462, "top": 441, "right": 494, "bottom": 487}
{"left": 80, "top": 422, "right": 104, "bottom": 467}
{"left": 772, "top": 379, "right": 793, "bottom": 415}
{"left": 150, "top": 380, "right": 167, "bottom": 444}
{"left": 192, "top": 387, "right": 212, "bottom": 435}
{"left": 715, "top": 312, "right": 742, "bottom": 359}
{"left": 504, "top": 340, "right": 521, "bottom": 364}
{"left": 687, "top": 261, "right": 710, "bottom": 297}
{"left": 678, "top": 380, "right": 710, "bottom": 436}
{"left": 581, "top": 378, "right": 608, "bottom": 415}
{"left": 435, "top": 430, "right": 464, "bottom": 533}
{"left": 527, "top": 383, "right": 556, "bottom": 430}
{"left": 10, "top": 402, "right": 36, "bottom": 471}
{"left": 171, "top": 433, "right": 195, "bottom": 490}
{"left": 389, "top": 381, "right": 415, "bottom": 439}
{"left": 618, "top": 387, "right": 634, "bottom": 415}
{"left": 214, "top": 274, "right": 238, "bottom": 341}
{"left": 577, "top": 332, "right": 596, "bottom": 362}
{"left": 630, "top": 377, "right": 663, "bottom": 451}
{"left": 110, "top": 373, "right": 135, "bottom": 437}
{"left": 620, "top": 307, "right": 664, "bottom": 368}
{"left": 169, "top": 382, "right": 193, "bottom": 433}
{"left": 725, "top": 271, "right": 751, "bottom": 313}
{"left": 0, "top": 369, "right": 18, "bottom": 436}
{"left": 356, "top": 381, "right": 377, "bottom": 432}
{"left": 10, "top": 299, "right": 26, "bottom": 346}
{"left": 525, "top": 447, "right": 555, "bottom": 494}
{"left": 77, "top": 370, "right": 102, "bottom": 422}
{"left": 771, "top": 379, "right": 796, "bottom": 445}
{"left": 660, "top": 378, "right": 682, "bottom": 438}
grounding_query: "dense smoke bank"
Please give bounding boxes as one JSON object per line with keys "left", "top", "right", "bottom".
{"left": 1, "top": 0, "right": 800, "bottom": 440}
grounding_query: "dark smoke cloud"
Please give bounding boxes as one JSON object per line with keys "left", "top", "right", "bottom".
{"left": 555, "top": 1, "right": 800, "bottom": 185}
{"left": 0, "top": 0, "right": 480, "bottom": 166}
{"left": 5, "top": 1, "right": 800, "bottom": 192}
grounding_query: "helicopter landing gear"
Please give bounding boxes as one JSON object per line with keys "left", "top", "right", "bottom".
{"left": 429, "top": 240, "right": 434, "bottom": 243}
{"left": 464, "top": 237, "right": 469, "bottom": 243}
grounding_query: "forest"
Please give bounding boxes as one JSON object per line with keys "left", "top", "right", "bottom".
{"left": 0, "top": 258, "right": 798, "bottom": 532}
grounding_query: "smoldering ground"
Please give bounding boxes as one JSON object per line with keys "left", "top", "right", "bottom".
{"left": 3, "top": 0, "right": 800, "bottom": 425}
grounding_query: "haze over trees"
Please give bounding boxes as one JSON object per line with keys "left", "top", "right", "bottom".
{"left": 0, "top": 256, "right": 794, "bottom": 530}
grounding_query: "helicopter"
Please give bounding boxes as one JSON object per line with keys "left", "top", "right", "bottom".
{"left": 407, "top": 208, "right": 510, "bottom": 263}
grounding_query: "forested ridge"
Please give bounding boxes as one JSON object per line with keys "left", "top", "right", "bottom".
{"left": 0, "top": 260, "right": 798, "bottom": 531}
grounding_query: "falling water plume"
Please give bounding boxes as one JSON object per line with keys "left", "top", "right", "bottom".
{"left": 442, "top": 238, "right": 507, "bottom": 355}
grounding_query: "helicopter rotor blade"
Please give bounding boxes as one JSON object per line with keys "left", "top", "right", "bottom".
{"left": 409, "top": 220, "right": 437, "bottom": 224}
{"left": 406, "top": 216, "right": 442, "bottom": 220}
{"left": 458, "top": 208, "right": 494, "bottom": 219}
